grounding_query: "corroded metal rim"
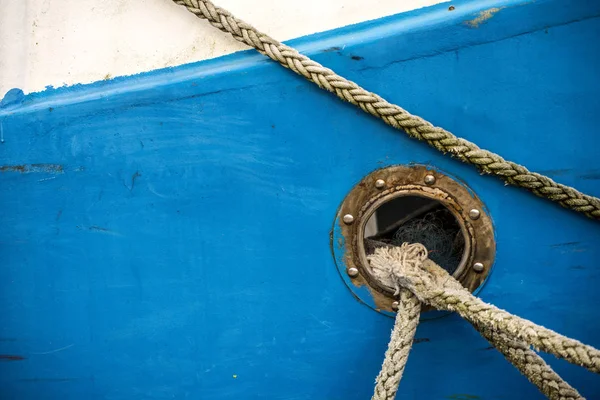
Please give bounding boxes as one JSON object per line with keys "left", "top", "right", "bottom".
{"left": 332, "top": 165, "right": 495, "bottom": 315}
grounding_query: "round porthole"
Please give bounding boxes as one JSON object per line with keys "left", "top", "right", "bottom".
{"left": 332, "top": 165, "right": 495, "bottom": 316}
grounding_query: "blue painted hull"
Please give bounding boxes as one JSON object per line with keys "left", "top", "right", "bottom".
{"left": 1, "top": 0, "right": 600, "bottom": 398}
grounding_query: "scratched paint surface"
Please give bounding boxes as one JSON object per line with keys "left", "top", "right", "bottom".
{"left": 1, "top": 0, "right": 600, "bottom": 399}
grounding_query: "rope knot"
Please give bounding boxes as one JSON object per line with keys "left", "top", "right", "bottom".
{"left": 367, "top": 242, "right": 595, "bottom": 399}
{"left": 367, "top": 243, "right": 428, "bottom": 296}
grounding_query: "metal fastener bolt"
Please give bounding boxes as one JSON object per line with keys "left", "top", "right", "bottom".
{"left": 342, "top": 214, "right": 355, "bottom": 225}
{"left": 391, "top": 301, "right": 399, "bottom": 311}
{"left": 469, "top": 209, "right": 481, "bottom": 220}
{"left": 473, "top": 262, "right": 484, "bottom": 273}
{"left": 375, "top": 179, "right": 386, "bottom": 189}
{"left": 347, "top": 267, "right": 359, "bottom": 278}
{"left": 424, "top": 174, "right": 436, "bottom": 185}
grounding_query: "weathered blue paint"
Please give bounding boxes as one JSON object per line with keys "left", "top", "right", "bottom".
{"left": 1, "top": 0, "right": 600, "bottom": 398}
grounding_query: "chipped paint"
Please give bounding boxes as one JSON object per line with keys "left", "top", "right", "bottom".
{"left": 464, "top": 7, "right": 504, "bottom": 28}
{"left": 16, "top": 378, "right": 76, "bottom": 382}
{"left": 0, "top": 164, "right": 63, "bottom": 174}
{"left": 550, "top": 241, "right": 581, "bottom": 248}
{"left": 76, "top": 225, "right": 122, "bottom": 236}
{"left": 0, "top": 354, "right": 26, "bottom": 361}
{"left": 413, "top": 338, "right": 431, "bottom": 344}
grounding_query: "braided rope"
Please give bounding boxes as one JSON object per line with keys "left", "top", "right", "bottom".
{"left": 481, "top": 329, "right": 584, "bottom": 400}
{"left": 172, "top": 0, "right": 600, "bottom": 220}
{"left": 428, "top": 260, "right": 584, "bottom": 399}
{"left": 368, "top": 243, "right": 597, "bottom": 399}
{"left": 372, "top": 289, "right": 421, "bottom": 400}
{"left": 370, "top": 245, "right": 600, "bottom": 373}
{"left": 432, "top": 261, "right": 584, "bottom": 399}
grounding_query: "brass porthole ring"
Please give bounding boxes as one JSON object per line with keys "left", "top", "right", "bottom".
{"left": 331, "top": 165, "right": 495, "bottom": 316}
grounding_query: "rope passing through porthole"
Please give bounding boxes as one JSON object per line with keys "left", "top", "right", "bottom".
{"left": 368, "top": 243, "right": 598, "bottom": 400}
{"left": 168, "top": 2, "right": 600, "bottom": 398}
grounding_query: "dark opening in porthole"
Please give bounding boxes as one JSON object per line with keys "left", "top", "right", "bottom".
{"left": 363, "top": 195, "right": 466, "bottom": 276}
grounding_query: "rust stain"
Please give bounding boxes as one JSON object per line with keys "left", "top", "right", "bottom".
{"left": 413, "top": 338, "right": 430, "bottom": 344}
{"left": 0, "top": 354, "right": 26, "bottom": 361}
{"left": 337, "top": 164, "right": 495, "bottom": 314}
{"left": 464, "top": 7, "right": 504, "bottom": 28}
{"left": 0, "top": 164, "right": 63, "bottom": 174}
